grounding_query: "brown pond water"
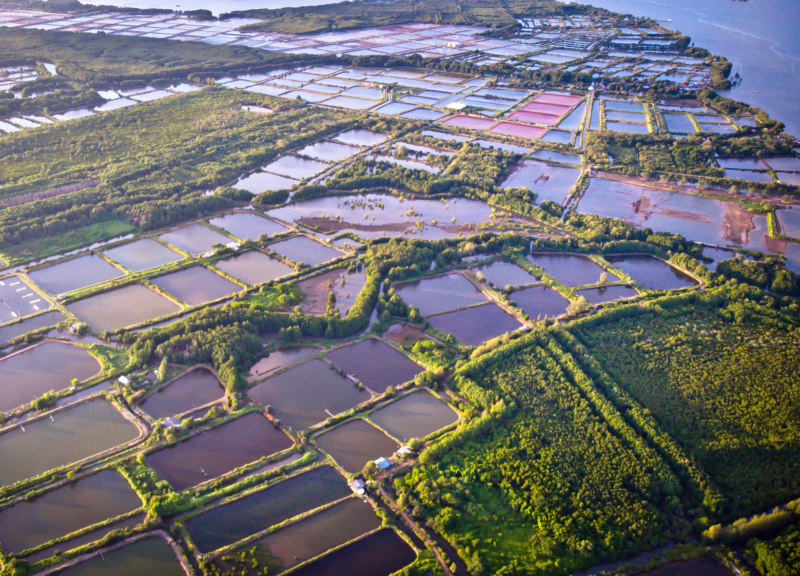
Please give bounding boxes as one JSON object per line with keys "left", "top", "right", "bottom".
{"left": 526, "top": 254, "right": 619, "bottom": 286}
{"left": 209, "top": 213, "right": 288, "bottom": 241}
{"left": 103, "top": 239, "right": 183, "bottom": 272}
{"left": 151, "top": 266, "right": 241, "bottom": 306}
{"left": 326, "top": 339, "right": 422, "bottom": 394}
{"left": 158, "top": 223, "right": 232, "bottom": 255}
{"left": 0, "top": 399, "right": 140, "bottom": 487}
{"left": 246, "top": 347, "right": 320, "bottom": 383}
{"left": 139, "top": 367, "right": 224, "bottom": 420}
{"left": 67, "top": 283, "right": 181, "bottom": 332}
{"left": 396, "top": 274, "right": 487, "bottom": 316}
{"left": 605, "top": 255, "right": 698, "bottom": 291}
{"left": 577, "top": 285, "right": 639, "bottom": 304}
{"left": 29, "top": 255, "right": 125, "bottom": 295}
{"left": 369, "top": 390, "right": 458, "bottom": 442}
{"left": 184, "top": 466, "right": 350, "bottom": 553}
{"left": 0, "top": 470, "right": 142, "bottom": 554}
{"left": 146, "top": 412, "right": 292, "bottom": 491}
{"left": 268, "top": 237, "right": 344, "bottom": 267}
{"left": 23, "top": 514, "right": 146, "bottom": 565}
{"left": 511, "top": 285, "right": 570, "bottom": 319}
{"left": 50, "top": 535, "right": 186, "bottom": 576}
{"left": 0, "top": 342, "right": 100, "bottom": 413}
{"left": 315, "top": 419, "right": 399, "bottom": 473}
{"left": 295, "top": 268, "right": 367, "bottom": 316}
{"left": 252, "top": 498, "right": 380, "bottom": 573}
{"left": 428, "top": 303, "right": 523, "bottom": 346}
{"left": 0, "top": 310, "right": 66, "bottom": 345}
{"left": 214, "top": 251, "right": 295, "bottom": 286}
{"left": 286, "top": 528, "right": 416, "bottom": 576}
{"left": 473, "top": 261, "right": 538, "bottom": 288}
{"left": 247, "top": 359, "right": 370, "bottom": 431}
{"left": 500, "top": 159, "right": 581, "bottom": 205}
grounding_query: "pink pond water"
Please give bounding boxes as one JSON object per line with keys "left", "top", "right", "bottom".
{"left": 534, "top": 92, "right": 583, "bottom": 106}
{"left": 488, "top": 122, "right": 546, "bottom": 139}
{"left": 507, "top": 110, "right": 561, "bottom": 126}
{"left": 521, "top": 101, "right": 571, "bottom": 116}
{"left": 441, "top": 115, "right": 495, "bottom": 130}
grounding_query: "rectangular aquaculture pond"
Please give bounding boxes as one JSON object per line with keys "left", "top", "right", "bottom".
{"left": 0, "top": 470, "right": 142, "bottom": 554}
{"left": 473, "top": 261, "right": 538, "bottom": 288}
{"left": 605, "top": 255, "right": 698, "bottom": 291}
{"left": 209, "top": 213, "right": 288, "bottom": 241}
{"left": 334, "top": 130, "right": 387, "bottom": 146}
{"left": 281, "top": 528, "right": 415, "bottom": 576}
{"left": 526, "top": 254, "right": 618, "bottom": 286}
{"left": 325, "top": 339, "right": 423, "bottom": 394}
{"left": 0, "top": 399, "right": 140, "bottom": 487}
{"left": 158, "top": 224, "right": 232, "bottom": 255}
{"left": 577, "top": 285, "right": 639, "bottom": 304}
{"left": 249, "top": 498, "right": 380, "bottom": 573}
{"left": 215, "top": 251, "right": 295, "bottom": 285}
{"left": 268, "top": 237, "right": 345, "bottom": 267}
{"left": 234, "top": 171, "right": 298, "bottom": 194}
{"left": 247, "top": 347, "right": 320, "bottom": 383}
{"left": 139, "top": 367, "right": 224, "bottom": 420}
{"left": 48, "top": 535, "right": 186, "bottom": 576}
{"left": 67, "top": 283, "right": 182, "bottom": 332}
{"left": 146, "top": 412, "right": 292, "bottom": 491}
{"left": 0, "top": 310, "right": 65, "bottom": 345}
{"left": 395, "top": 273, "right": 486, "bottom": 316}
{"left": 29, "top": 254, "right": 124, "bottom": 295}
{"left": 248, "top": 359, "right": 370, "bottom": 430}
{"left": 511, "top": 285, "right": 570, "bottom": 319}
{"left": 369, "top": 390, "right": 458, "bottom": 443}
{"left": 428, "top": 302, "right": 522, "bottom": 346}
{"left": 151, "top": 266, "right": 241, "bottom": 306}
{"left": 0, "top": 342, "right": 100, "bottom": 413}
{"left": 104, "top": 239, "right": 183, "bottom": 272}
{"left": 184, "top": 466, "right": 350, "bottom": 553}
{"left": 0, "top": 276, "right": 48, "bottom": 323}
{"left": 315, "top": 419, "right": 399, "bottom": 474}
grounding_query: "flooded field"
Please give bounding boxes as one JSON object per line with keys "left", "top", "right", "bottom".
{"left": 159, "top": 224, "right": 232, "bottom": 255}
{"left": 0, "top": 399, "right": 140, "bottom": 487}
{"left": 315, "top": 419, "right": 399, "bottom": 473}
{"left": 0, "top": 310, "right": 66, "bottom": 344}
{"left": 151, "top": 266, "right": 241, "bottom": 306}
{"left": 474, "top": 260, "right": 538, "bottom": 287}
{"left": 578, "top": 179, "right": 774, "bottom": 252}
{"left": 146, "top": 413, "right": 291, "bottom": 491}
{"left": 526, "top": 254, "right": 618, "bottom": 286}
{"left": 286, "top": 528, "right": 415, "bottom": 576}
{"left": 51, "top": 536, "right": 186, "bottom": 576}
{"left": 247, "top": 348, "right": 320, "bottom": 383}
{"left": 67, "top": 283, "right": 181, "bottom": 332}
{"left": 269, "top": 193, "right": 493, "bottom": 240}
{"left": 104, "top": 239, "right": 183, "bottom": 272}
{"left": 577, "top": 285, "right": 639, "bottom": 304}
{"left": 500, "top": 159, "right": 580, "bottom": 205}
{"left": 251, "top": 498, "right": 380, "bottom": 573}
{"left": 29, "top": 255, "right": 124, "bottom": 295}
{"left": 370, "top": 390, "right": 458, "bottom": 442}
{"left": 268, "top": 237, "right": 344, "bottom": 267}
{"left": 511, "top": 285, "right": 570, "bottom": 318}
{"left": 0, "top": 342, "right": 100, "bottom": 413}
{"left": 396, "top": 274, "right": 486, "bottom": 316}
{"left": 209, "top": 213, "right": 288, "bottom": 241}
{"left": 326, "top": 339, "right": 422, "bottom": 393}
{"left": 295, "top": 268, "right": 367, "bottom": 316}
{"left": 428, "top": 302, "right": 522, "bottom": 345}
{"left": 0, "top": 470, "right": 141, "bottom": 553}
{"left": 139, "top": 368, "right": 224, "bottom": 420}
{"left": 248, "top": 359, "right": 369, "bottom": 430}
{"left": 185, "top": 466, "right": 350, "bottom": 553}
{"left": 606, "top": 255, "right": 698, "bottom": 290}
{"left": 215, "top": 251, "right": 295, "bottom": 285}
{"left": 776, "top": 209, "right": 800, "bottom": 238}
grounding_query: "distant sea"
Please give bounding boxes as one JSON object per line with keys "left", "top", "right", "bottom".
{"left": 81, "top": 0, "right": 800, "bottom": 136}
